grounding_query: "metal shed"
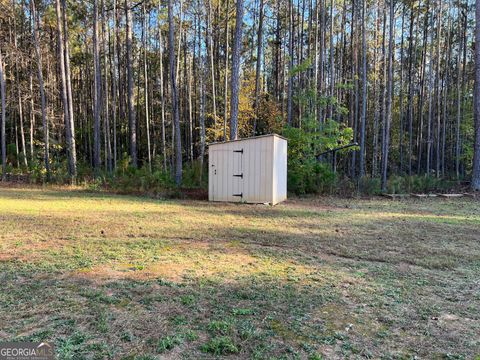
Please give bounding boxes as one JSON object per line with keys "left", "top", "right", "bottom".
{"left": 208, "top": 134, "right": 287, "bottom": 205}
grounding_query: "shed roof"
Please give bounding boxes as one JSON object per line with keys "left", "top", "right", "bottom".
{"left": 207, "top": 133, "right": 287, "bottom": 147}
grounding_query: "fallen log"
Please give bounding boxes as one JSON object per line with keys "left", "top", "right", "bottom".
{"left": 437, "top": 194, "right": 464, "bottom": 198}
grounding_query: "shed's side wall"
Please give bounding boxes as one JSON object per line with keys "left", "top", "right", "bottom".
{"left": 272, "top": 137, "right": 288, "bottom": 204}
{"left": 243, "top": 136, "right": 274, "bottom": 203}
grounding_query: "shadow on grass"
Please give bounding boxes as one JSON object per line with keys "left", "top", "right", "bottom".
{"left": 0, "top": 187, "right": 479, "bottom": 358}
{"left": 1, "top": 204, "right": 479, "bottom": 273}
{"left": 1, "top": 260, "right": 477, "bottom": 360}
{"left": 0, "top": 268, "right": 343, "bottom": 359}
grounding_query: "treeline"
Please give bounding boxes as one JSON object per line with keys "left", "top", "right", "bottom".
{"left": 0, "top": 0, "right": 479, "bottom": 191}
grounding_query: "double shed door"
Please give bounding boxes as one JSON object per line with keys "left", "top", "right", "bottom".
{"left": 210, "top": 147, "right": 244, "bottom": 202}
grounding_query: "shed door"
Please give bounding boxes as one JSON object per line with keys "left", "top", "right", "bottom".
{"left": 210, "top": 148, "right": 244, "bottom": 202}
{"left": 209, "top": 149, "right": 225, "bottom": 202}
{"left": 232, "top": 148, "right": 244, "bottom": 202}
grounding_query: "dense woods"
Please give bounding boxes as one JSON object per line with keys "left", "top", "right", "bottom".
{"left": 0, "top": 0, "right": 480, "bottom": 192}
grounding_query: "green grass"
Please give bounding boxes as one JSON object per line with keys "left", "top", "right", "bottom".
{"left": 0, "top": 185, "right": 479, "bottom": 359}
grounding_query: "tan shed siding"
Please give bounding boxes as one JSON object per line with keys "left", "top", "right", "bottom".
{"left": 274, "top": 137, "right": 288, "bottom": 204}
{"left": 220, "top": 150, "right": 226, "bottom": 200}
{"left": 220, "top": 149, "right": 227, "bottom": 201}
{"left": 226, "top": 147, "right": 232, "bottom": 201}
{"left": 267, "top": 137, "right": 274, "bottom": 202}
{"left": 208, "top": 150, "right": 213, "bottom": 201}
{"left": 217, "top": 150, "right": 223, "bottom": 200}
{"left": 245, "top": 139, "right": 254, "bottom": 202}
{"left": 251, "top": 138, "right": 260, "bottom": 202}
{"left": 208, "top": 134, "right": 286, "bottom": 204}
{"left": 243, "top": 136, "right": 273, "bottom": 203}
{"left": 254, "top": 139, "right": 261, "bottom": 202}
{"left": 266, "top": 136, "right": 275, "bottom": 203}
{"left": 244, "top": 137, "right": 259, "bottom": 203}
{"left": 272, "top": 137, "right": 278, "bottom": 204}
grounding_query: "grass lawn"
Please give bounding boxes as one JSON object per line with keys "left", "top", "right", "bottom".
{"left": 0, "top": 185, "right": 479, "bottom": 359}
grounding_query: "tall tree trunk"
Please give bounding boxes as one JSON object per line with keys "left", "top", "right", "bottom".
{"left": 188, "top": 55, "right": 194, "bottom": 162}
{"left": 459, "top": 12, "right": 468, "bottom": 177}
{"left": 376, "top": 4, "right": 387, "bottom": 178}
{"left": 168, "top": 0, "right": 183, "bottom": 184}
{"left": 417, "top": 0, "right": 430, "bottom": 174}
{"left": 117, "top": 0, "right": 125, "bottom": 161}
{"left": 328, "top": 0, "right": 334, "bottom": 120}
{"left": 62, "top": 0, "right": 77, "bottom": 178}
{"left": 435, "top": 0, "right": 443, "bottom": 177}
{"left": 31, "top": 0, "right": 50, "bottom": 180}
{"left": 350, "top": 0, "right": 358, "bottom": 177}
{"left": 230, "top": 0, "right": 244, "bottom": 139}
{"left": 441, "top": 14, "right": 450, "bottom": 176}
{"left": 253, "top": 0, "right": 264, "bottom": 135}
{"left": 287, "top": 0, "right": 294, "bottom": 126}
{"left": 455, "top": 7, "right": 465, "bottom": 178}
{"left": 175, "top": 0, "right": 184, "bottom": 82}
{"left": 348, "top": 0, "right": 358, "bottom": 179}
{"left": 125, "top": 0, "right": 137, "bottom": 168}
{"left": 406, "top": 4, "right": 416, "bottom": 176}
{"left": 0, "top": 49, "right": 6, "bottom": 181}
{"left": 472, "top": 0, "right": 480, "bottom": 190}
{"left": 12, "top": 2, "right": 27, "bottom": 169}
{"left": 55, "top": 0, "right": 74, "bottom": 178}
{"left": 198, "top": 8, "right": 206, "bottom": 179}
{"left": 158, "top": 25, "right": 167, "bottom": 173}
{"left": 359, "top": 0, "right": 367, "bottom": 178}
{"left": 29, "top": 72, "right": 35, "bottom": 162}
{"left": 426, "top": 16, "right": 435, "bottom": 176}
{"left": 381, "top": 0, "right": 394, "bottom": 192}
{"left": 398, "top": 9, "right": 405, "bottom": 174}
{"left": 112, "top": 0, "right": 118, "bottom": 169}
{"left": 93, "top": 0, "right": 102, "bottom": 172}
{"left": 207, "top": 0, "right": 217, "bottom": 128}
{"left": 274, "top": 0, "right": 281, "bottom": 103}
{"left": 223, "top": 0, "right": 230, "bottom": 140}
{"left": 17, "top": 77, "right": 27, "bottom": 170}
{"left": 318, "top": 0, "right": 325, "bottom": 124}
{"left": 102, "top": 0, "right": 112, "bottom": 172}
{"left": 313, "top": 0, "right": 319, "bottom": 120}
{"left": 143, "top": 3, "right": 152, "bottom": 171}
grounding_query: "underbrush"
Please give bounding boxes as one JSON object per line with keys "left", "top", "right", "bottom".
{"left": 2, "top": 155, "right": 207, "bottom": 198}
{"left": 0, "top": 153, "right": 466, "bottom": 197}
{"left": 358, "top": 175, "right": 462, "bottom": 195}
{"left": 97, "top": 160, "right": 207, "bottom": 197}
{"left": 289, "top": 169, "right": 464, "bottom": 197}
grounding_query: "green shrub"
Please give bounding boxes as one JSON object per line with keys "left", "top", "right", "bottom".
{"left": 181, "top": 160, "right": 207, "bottom": 188}
{"left": 106, "top": 166, "right": 175, "bottom": 194}
{"left": 387, "top": 175, "right": 405, "bottom": 194}
{"left": 358, "top": 177, "right": 382, "bottom": 196}
{"left": 386, "top": 175, "right": 458, "bottom": 194}
{"left": 283, "top": 119, "right": 353, "bottom": 195}
{"left": 6, "top": 143, "right": 17, "bottom": 166}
